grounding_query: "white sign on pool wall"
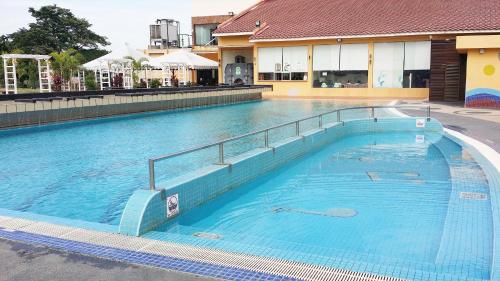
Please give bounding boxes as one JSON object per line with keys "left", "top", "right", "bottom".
{"left": 166, "top": 194, "right": 179, "bottom": 218}
{"left": 416, "top": 135, "right": 425, "bottom": 143}
{"left": 416, "top": 119, "right": 426, "bottom": 128}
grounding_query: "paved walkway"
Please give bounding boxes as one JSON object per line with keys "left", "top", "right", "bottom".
{"left": 399, "top": 101, "right": 500, "bottom": 152}
{"left": 0, "top": 238, "right": 217, "bottom": 281}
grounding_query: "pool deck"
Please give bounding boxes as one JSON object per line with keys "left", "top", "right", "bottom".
{"left": 0, "top": 239, "right": 216, "bottom": 281}
{"left": 398, "top": 101, "right": 500, "bottom": 152}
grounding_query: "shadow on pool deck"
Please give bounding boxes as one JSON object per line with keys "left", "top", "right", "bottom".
{"left": 0, "top": 238, "right": 218, "bottom": 281}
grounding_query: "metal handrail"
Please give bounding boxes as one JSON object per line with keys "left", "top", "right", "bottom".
{"left": 148, "top": 105, "right": 432, "bottom": 190}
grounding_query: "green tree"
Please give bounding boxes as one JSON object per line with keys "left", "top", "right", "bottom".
{"left": 50, "top": 49, "right": 84, "bottom": 81}
{"left": 6, "top": 5, "right": 109, "bottom": 54}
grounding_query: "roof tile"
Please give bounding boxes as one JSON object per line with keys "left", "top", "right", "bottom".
{"left": 214, "top": 0, "right": 500, "bottom": 40}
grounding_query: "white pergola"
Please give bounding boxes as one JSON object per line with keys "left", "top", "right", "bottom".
{"left": 143, "top": 50, "right": 218, "bottom": 87}
{"left": 1, "top": 54, "right": 52, "bottom": 94}
{"left": 82, "top": 43, "right": 149, "bottom": 90}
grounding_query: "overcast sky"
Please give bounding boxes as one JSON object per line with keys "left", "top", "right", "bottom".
{"left": 0, "top": 0, "right": 257, "bottom": 51}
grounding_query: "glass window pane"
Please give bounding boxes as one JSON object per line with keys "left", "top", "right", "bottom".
{"left": 403, "top": 70, "right": 430, "bottom": 88}
{"left": 195, "top": 24, "right": 218, "bottom": 46}
{"left": 313, "top": 45, "right": 340, "bottom": 71}
{"left": 283, "top": 46, "right": 308, "bottom": 73}
{"left": 373, "top": 42, "right": 405, "bottom": 88}
{"left": 340, "top": 44, "right": 369, "bottom": 71}
{"left": 404, "top": 41, "right": 431, "bottom": 70}
{"left": 258, "top": 47, "right": 283, "bottom": 73}
{"left": 313, "top": 71, "right": 368, "bottom": 88}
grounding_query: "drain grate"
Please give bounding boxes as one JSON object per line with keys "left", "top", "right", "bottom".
{"left": 272, "top": 207, "right": 357, "bottom": 218}
{"left": 193, "top": 232, "right": 222, "bottom": 240}
{"left": 460, "top": 192, "right": 488, "bottom": 201}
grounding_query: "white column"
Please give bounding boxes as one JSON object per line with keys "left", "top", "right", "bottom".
{"left": 3, "top": 58, "right": 8, "bottom": 95}
{"left": 37, "top": 59, "right": 43, "bottom": 93}
{"left": 82, "top": 70, "right": 86, "bottom": 91}
{"left": 46, "top": 59, "right": 52, "bottom": 93}
{"left": 99, "top": 66, "right": 104, "bottom": 90}
{"left": 12, "top": 59, "right": 17, "bottom": 94}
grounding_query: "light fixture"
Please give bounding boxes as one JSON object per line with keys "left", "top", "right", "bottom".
{"left": 479, "top": 48, "right": 485, "bottom": 54}
{"left": 337, "top": 38, "right": 342, "bottom": 42}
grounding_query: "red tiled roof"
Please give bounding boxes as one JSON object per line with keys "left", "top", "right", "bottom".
{"left": 214, "top": 0, "right": 500, "bottom": 41}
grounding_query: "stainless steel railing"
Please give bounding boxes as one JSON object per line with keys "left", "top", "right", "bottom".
{"left": 148, "top": 105, "right": 432, "bottom": 191}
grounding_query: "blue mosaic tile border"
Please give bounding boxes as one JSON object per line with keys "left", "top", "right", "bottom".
{"left": 0, "top": 227, "right": 298, "bottom": 281}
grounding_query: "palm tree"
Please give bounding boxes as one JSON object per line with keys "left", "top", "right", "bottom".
{"left": 50, "top": 48, "right": 84, "bottom": 91}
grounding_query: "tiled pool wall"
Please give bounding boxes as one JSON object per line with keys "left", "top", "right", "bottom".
{"left": 444, "top": 132, "right": 500, "bottom": 281}
{"left": 119, "top": 117, "right": 443, "bottom": 236}
{"left": 0, "top": 87, "right": 266, "bottom": 128}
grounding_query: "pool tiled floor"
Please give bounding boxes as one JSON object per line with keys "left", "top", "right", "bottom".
{"left": 0, "top": 216, "right": 406, "bottom": 281}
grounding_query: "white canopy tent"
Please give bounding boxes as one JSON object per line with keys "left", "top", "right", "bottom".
{"left": 1, "top": 54, "right": 52, "bottom": 94}
{"left": 82, "top": 43, "right": 151, "bottom": 90}
{"left": 142, "top": 50, "right": 218, "bottom": 87}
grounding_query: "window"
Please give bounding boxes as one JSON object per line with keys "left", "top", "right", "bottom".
{"left": 313, "top": 44, "right": 368, "bottom": 88}
{"left": 403, "top": 41, "right": 431, "bottom": 88}
{"left": 373, "top": 41, "right": 431, "bottom": 88}
{"left": 258, "top": 46, "right": 308, "bottom": 81}
{"left": 194, "top": 24, "right": 219, "bottom": 46}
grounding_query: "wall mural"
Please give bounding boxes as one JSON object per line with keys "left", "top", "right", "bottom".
{"left": 466, "top": 88, "right": 500, "bottom": 108}
{"left": 465, "top": 58, "right": 500, "bottom": 108}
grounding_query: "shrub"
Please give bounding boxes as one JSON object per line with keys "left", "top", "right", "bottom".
{"left": 84, "top": 72, "right": 97, "bottom": 90}
{"left": 150, "top": 79, "right": 162, "bottom": 88}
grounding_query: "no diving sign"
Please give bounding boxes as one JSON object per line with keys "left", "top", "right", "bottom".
{"left": 166, "top": 194, "right": 179, "bottom": 218}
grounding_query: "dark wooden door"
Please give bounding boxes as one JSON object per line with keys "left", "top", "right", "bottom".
{"left": 429, "top": 40, "right": 466, "bottom": 101}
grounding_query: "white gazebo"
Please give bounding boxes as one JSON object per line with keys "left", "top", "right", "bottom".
{"left": 1, "top": 54, "right": 52, "bottom": 94}
{"left": 82, "top": 43, "right": 150, "bottom": 90}
{"left": 144, "top": 50, "right": 218, "bottom": 87}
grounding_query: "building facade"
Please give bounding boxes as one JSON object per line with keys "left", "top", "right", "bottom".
{"left": 191, "top": 14, "right": 234, "bottom": 85}
{"left": 213, "top": 0, "right": 500, "bottom": 107}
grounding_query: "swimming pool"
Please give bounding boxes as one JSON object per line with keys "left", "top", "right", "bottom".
{"left": 144, "top": 130, "right": 493, "bottom": 281}
{"left": 0, "top": 99, "right": 381, "bottom": 225}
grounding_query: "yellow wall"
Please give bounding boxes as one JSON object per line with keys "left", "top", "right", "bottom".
{"left": 218, "top": 36, "right": 254, "bottom": 48}
{"left": 456, "top": 35, "right": 500, "bottom": 107}
{"left": 465, "top": 48, "right": 500, "bottom": 91}
{"left": 457, "top": 35, "right": 500, "bottom": 50}
{"left": 463, "top": 48, "right": 500, "bottom": 107}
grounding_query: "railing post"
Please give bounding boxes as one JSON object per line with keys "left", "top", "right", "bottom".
{"left": 218, "top": 143, "right": 224, "bottom": 164}
{"left": 295, "top": 121, "right": 300, "bottom": 136}
{"left": 319, "top": 114, "right": 323, "bottom": 128}
{"left": 264, "top": 130, "right": 269, "bottom": 148}
{"left": 427, "top": 105, "right": 431, "bottom": 121}
{"left": 337, "top": 110, "right": 341, "bottom": 123}
{"left": 149, "top": 159, "right": 156, "bottom": 191}
{"left": 371, "top": 107, "right": 375, "bottom": 119}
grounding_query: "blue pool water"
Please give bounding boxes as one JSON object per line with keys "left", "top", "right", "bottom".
{"left": 147, "top": 131, "right": 492, "bottom": 281}
{"left": 0, "top": 99, "right": 380, "bottom": 225}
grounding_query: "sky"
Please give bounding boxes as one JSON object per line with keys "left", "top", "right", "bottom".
{"left": 0, "top": 0, "right": 257, "bottom": 51}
